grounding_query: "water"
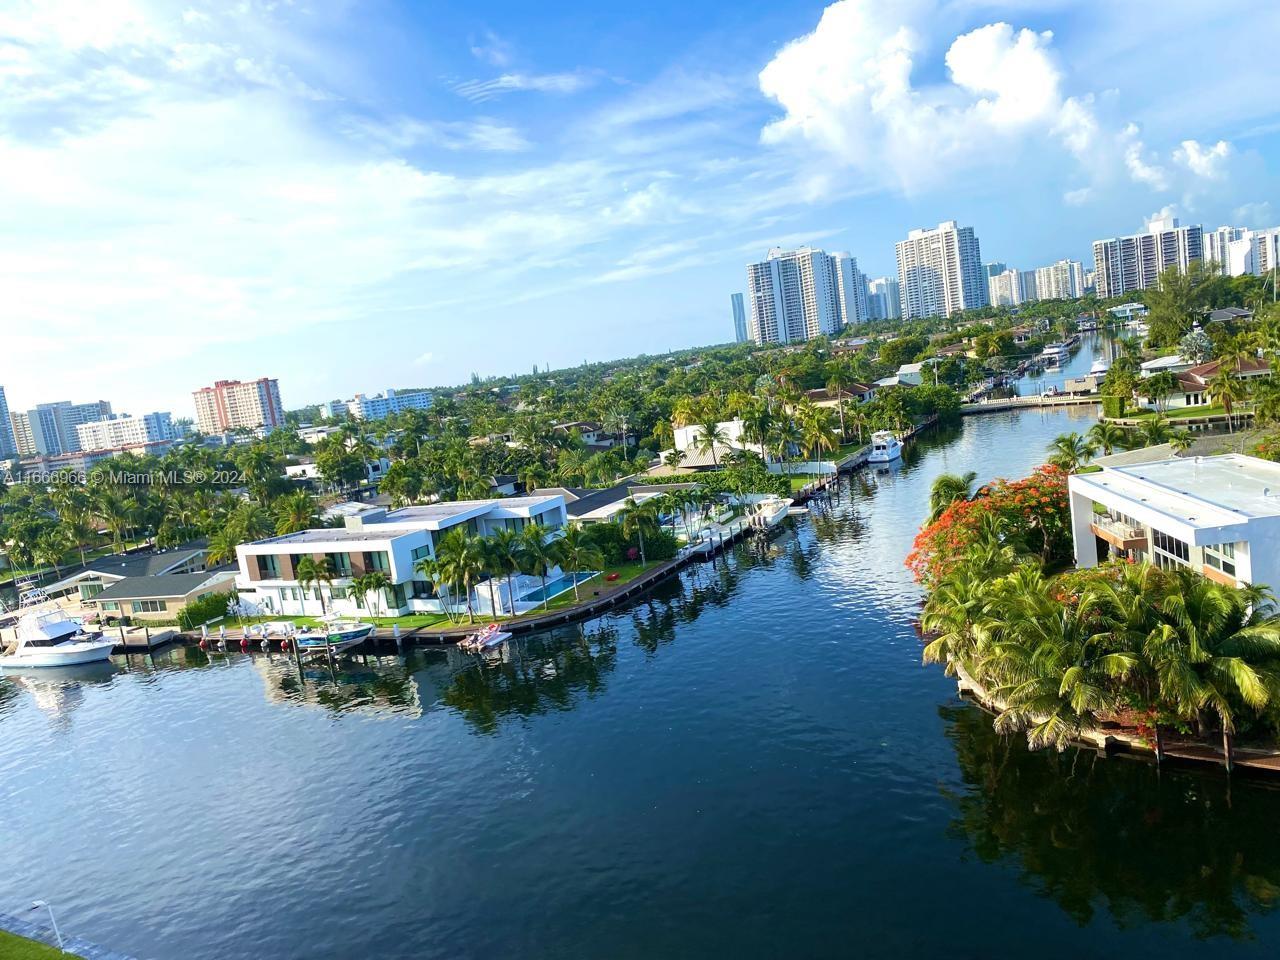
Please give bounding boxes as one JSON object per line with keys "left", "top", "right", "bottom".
{"left": 1016, "top": 332, "right": 1123, "bottom": 395}
{"left": 519, "top": 571, "right": 599, "bottom": 603}
{"left": 4, "top": 354, "right": 1280, "bottom": 958}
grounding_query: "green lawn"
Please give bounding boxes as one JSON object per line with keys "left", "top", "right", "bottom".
{"left": 786, "top": 473, "right": 825, "bottom": 492}
{"left": 0, "top": 930, "right": 80, "bottom": 959}
{"left": 1118, "top": 404, "right": 1240, "bottom": 421}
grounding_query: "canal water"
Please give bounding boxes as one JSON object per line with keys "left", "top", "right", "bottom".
{"left": 5, "top": 365, "right": 1280, "bottom": 958}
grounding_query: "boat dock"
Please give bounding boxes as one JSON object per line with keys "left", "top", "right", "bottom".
{"left": 961, "top": 394, "right": 1099, "bottom": 415}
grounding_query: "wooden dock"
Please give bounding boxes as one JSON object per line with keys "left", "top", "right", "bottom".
{"left": 961, "top": 395, "right": 1100, "bottom": 415}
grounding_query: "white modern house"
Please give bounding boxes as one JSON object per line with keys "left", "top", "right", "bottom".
{"left": 234, "top": 496, "right": 569, "bottom": 618}
{"left": 1068, "top": 455, "right": 1280, "bottom": 591}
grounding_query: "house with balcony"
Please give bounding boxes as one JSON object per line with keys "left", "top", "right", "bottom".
{"left": 234, "top": 495, "right": 568, "bottom": 618}
{"left": 1068, "top": 455, "right": 1280, "bottom": 591}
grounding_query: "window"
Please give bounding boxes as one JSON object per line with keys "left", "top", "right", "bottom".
{"left": 1205, "top": 542, "right": 1237, "bottom": 577}
{"left": 258, "top": 555, "right": 281, "bottom": 578}
{"left": 1152, "top": 529, "right": 1190, "bottom": 568}
{"left": 101, "top": 602, "right": 120, "bottom": 612}
{"left": 131, "top": 600, "right": 166, "bottom": 613}
{"left": 410, "top": 579, "right": 436, "bottom": 599}
{"left": 330, "top": 586, "right": 348, "bottom": 600}
{"left": 364, "top": 551, "right": 390, "bottom": 573}
{"left": 328, "top": 552, "right": 352, "bottom": 577}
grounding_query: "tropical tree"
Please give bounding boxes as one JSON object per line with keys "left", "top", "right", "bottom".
{"left": 517, "top": 524, "right": 557, "bottom": 612}
{"left": 413, "top": 554, "right": 456, "bottom": 623}
{"left": 618, "top": 497, "right": 660, "bottom": 564}
{"left": 1087, "top": 421, "right": 1129, "bottom": 457}
{"left": 435, "top": 527, "right": 486, "bottom": 623}
{"left": 1207, "top": 369, "right": 1247, "bottom": 432}
{"left": 295, "top": 555, "right": 336, "bottom": 617}
{"left": 928, "top": 471, "right": 978, "bottom": 523}
{"left": 488, "top": 527, "right": 526, "bottom": 617}
{"left": 274, "top": 490, "right": 320, "bottom": 535}
{"left": 695, "top": 418, "right": 729, "bottom": 468}
{"left": 1046, "top": 432, "right": 1096, "bottom": 472}
{"left": 551, "top": 525, "right": 605, "bottom": 601}
{"left": 1137, "top": 415, "right": 1173, "bottom": 447}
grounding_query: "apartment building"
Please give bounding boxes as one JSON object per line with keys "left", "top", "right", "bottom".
{"left": 193, "top": 378, "right": 284, "bottom": 434}
{"left": 1091, "top": 216, "right": 1203, "bottom": 298}
{"left": 1069, "top": 455, "right": 1280, "bottom": 592}
{"left": 745, "top": 247, "right": 845, "bottom": 345}
{"left": 0, "top": 386, "right": 14, "bottom": 459}
{"left": 1033, "top": 259, "right": 1086, "bottom": 300}
{"left": 322, "top": 388, "right": 434, "bottom": 421}
{"left": 987, "top": 268, "right": 1027, "bottom": 308}
{"left": 10, "top": 400, "right": 113, "bottom": 456}
{"left": 866, "top": 277, "right": 901, "bottom": 320}
{"left": 895, "top": 220, "right": 987, "bottom": 320}
{"left": 76, "top": 412, "right": 175, "bottom": 452}
{"left": 731, "top": 292, "right": 748, "bottom": 343}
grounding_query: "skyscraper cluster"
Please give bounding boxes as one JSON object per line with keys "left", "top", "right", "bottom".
{"left": 742, "top": 247, "right": 866, "bottom": 346}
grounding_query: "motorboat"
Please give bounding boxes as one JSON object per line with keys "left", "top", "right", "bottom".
{"left": 460, "top": 623, "right": 512, "bottom": 652}
{"left": 867, "top": 430, "right": 903, "bottom": 464}
{"left": 1040, "top": 342, "right": 1069, "bottom": 366}
{"left": 0, "top": 610, "right": 115, "bottom": 669}
{"left": 294, "top": 618, "right": 375, "bottom": 659}
{"left": 1089, "top": 358, "right": 1111, "bottom": 376}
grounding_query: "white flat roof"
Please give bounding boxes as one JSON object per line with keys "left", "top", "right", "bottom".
{"left": 1077, "top": 455, "right": 1280, "bottom": 528}
{"left": 1140, "top": 354, "right": 1188, "bottom": 371}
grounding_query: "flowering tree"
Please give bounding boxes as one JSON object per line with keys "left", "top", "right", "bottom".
{"left": 906, "top": 465, "right": 1071, "bottom": 586}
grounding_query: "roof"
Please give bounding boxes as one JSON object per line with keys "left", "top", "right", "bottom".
{"left": 1186, "top": 355, "right": 1270, "bottom": 379}
{"left": 45, "top": 542, "right": 209, "bottom": 589}
{"left": 1091, "top": 443, "right": 1176, "bottom": 468}
{"left": 668, "top": 443, "right": 739, "bottom": 469}
{"left": 898, "top": 362, "right": 925, "bottom": 374}
{"left": 1140, "top": 354, "right": 1188, "bottom": 371}
{"left": 92, "top": 572, "right": 234, "bottom": 603}
{"left": 1078, "top": 455, "right": 1280, "bottom": 530}
{"left": 1207, "top": 307, "right": 1252, "bottom": 322}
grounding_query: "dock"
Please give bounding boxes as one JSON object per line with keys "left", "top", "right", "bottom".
{"left": 961, "top": 394, "right": 1100, "bottom": 415}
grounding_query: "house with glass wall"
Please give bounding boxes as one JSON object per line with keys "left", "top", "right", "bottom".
{"left": 1068, "top": 455, "right": 1280, "bottom": 591}
{"left": 234, "top": 496, "right": 568, "bottom": 617}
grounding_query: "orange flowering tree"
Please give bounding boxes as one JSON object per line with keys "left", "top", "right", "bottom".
{"left": 906, "top": 464, "right": 1071, "bottom": 586}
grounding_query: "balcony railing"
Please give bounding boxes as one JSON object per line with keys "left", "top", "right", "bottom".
{"left": 1090, "top": 515, "right": 1147, "bottom": 551}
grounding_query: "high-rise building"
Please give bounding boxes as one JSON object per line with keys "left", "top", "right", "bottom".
{"left": 1204, "top": 226, "right": 1250, "bottom": 275}
{"left": 76, "top": 412, "right": 175, "bottom": 452}
{"left": 10, "top": 400, "right": 113, "bottom": 456}
{"left": 984, "top": 262, "right": 1008, "bottom": 279}
{"left": 831, "top": 252, "right": 868, "bottom": 328}
{"left": 345, "top": 389, "right": 433, "bottom": 421}
{"left": 1251, "top": 229, "right": 1280, "bottom": 277}
{"left": 730, "top": 293, "right": 748, "bottom": 343}
{"left": 865, "top": 277, "right": 901, "bottom": 321}
{"left": 0, "top": 386, "right": 14, "bottom": 459}
{"left": 192, "top": 378, "right": 284, "bottom": 434}
{"left": 894, "top": 220, "right": 987, "bottom": 320}
{"left": 1033, "top": 259, "right": 1086, "bottom": 300}
{"left": 987, "top": 268, "right": 1027, "bottom": 308}
{"left": 1091, "top": 216, "right": 1203, "bottom": 299}
{"left": 866, "top": 276, "right": 901, "bottom": 321}
{"left": 744, "top": 247, "right": 843, "bottom": 345}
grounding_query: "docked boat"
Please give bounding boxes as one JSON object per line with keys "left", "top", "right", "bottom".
{"left": 460, "top": 623, "right": 512, "bottom": 652}
{"left": 1089, "top": 358, "right": 1111, "bottom": 376}
{"left": 867, "top": 430, "right": 903, "bottom": 464}
{"left": 0, "top": 610, "right": 115, "bottom": 669}
{"left": 294, "top": 618, "right": 375, "bottom": 659}
{"left": 1040, "top": 342, "right": 1069, "bottom": 366}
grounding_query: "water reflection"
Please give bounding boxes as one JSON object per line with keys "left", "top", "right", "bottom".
{"left": 1, "top": 660, "right": 121, "bottom": 723}
{"left": 941, "top": 703, "right": 1280, "bottom": 939}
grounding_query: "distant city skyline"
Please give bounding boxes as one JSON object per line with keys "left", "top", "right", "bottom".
{"left": 4, "top": 0, "right": 1280, "bottom": 410}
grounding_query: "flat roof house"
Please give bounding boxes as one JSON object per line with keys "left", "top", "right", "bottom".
{"left": 1068, "top": 455, "right": 1280, "bottom": 591}
{"left": 234, "top": 495, "right": 568, "bottom": 618}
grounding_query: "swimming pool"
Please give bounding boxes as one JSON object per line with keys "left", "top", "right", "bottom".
{"left": 519, "top": 571, "right": 599, "bottom": 603}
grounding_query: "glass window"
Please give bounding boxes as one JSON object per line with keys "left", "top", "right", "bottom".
{"left": 328, "top": 552, "right": 352, "bottom": 577}
{"left": 1152, "top": 529, "right": 1190, "bottom": 566}
{"left": 364, "top": 551, "right": 390, "bottom": 572}
{"left": 1205, "top": 542, "right": 1237, "bottom": 576}
{"left": 102, "top": 602, "right": 120, "bottom": 612}
{"left": 259, "top": 554, "right": 281, "bottom": 578}
{"left": 131, "top": 600, "right": 165, "bottom": 613}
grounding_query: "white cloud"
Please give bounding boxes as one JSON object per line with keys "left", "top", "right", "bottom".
{"left": 1063, "top": 186, "right": 1092, "bottom": 206}
{"left": 1174, "top": 138, "right": 1232, "bottom": 179}
{"left": 470, "top": 29, "right": 514, "bottom": 68}
{"left": 453, "top": 72, "right": 593, "bottom": 103}
{"left": 757, "top": 1, "right": 1093, "bottom": 190}
{"left": 1120, "top": 123, "right": 1168, "bottom": 189}
{"left": 1234, "top": 201, "right": 1274, "bottom": 227}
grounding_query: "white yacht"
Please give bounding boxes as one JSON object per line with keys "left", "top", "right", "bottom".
{"left": 0, "top": 610, "right": 116, "bottom": 669}
{"left": 1089, "top": 358, "right": 1111, "bottom": 377}
{"left": 867, "top": 430, "right": 903, "bottom": 464}
{"left": 294, "top": 617, "right": 375, "bottom": 659}
{"left": 1040, "top": 342, "right": 1069, "bottom": 366}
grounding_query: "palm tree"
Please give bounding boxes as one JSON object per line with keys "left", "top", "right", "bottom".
{"left": 295, "top": 555, "right": 336, "bottom": 617}
{"left": 740, "top": 398, "right": 775, "bottom": 462}
{"left": 796, "top": 402, "right": 839, "bottom": 476}
{"left": 517, "top": 524, "right": 556, "bottom": 611}
{"left": 435, "top": 527, "right": 486, "bottom": 623}
{"left": 1137, "top": 415, "right": 1173, "bottom": 447}
{"left": 928, "top": 471, "right": 978, "bottom": 522}
{"left": 352, "top": 571, "right": 391, "bottom": 618}
{"left": 1208, "top": 369, "right": 1247, "bottom": 433}
{"left": 618, "top": 497, "right": 660, "bottom": 565}
{"left": 551, "top": 526, "right": 605, "bottom": 601}
{"left": 274, "top": 490, "right": 320, "bottom": 535}
{"left": 413, "top": 554, "right": 456, "bottom": 623}
{"left": 825, "top": 361, "right": 858, "bottom": 438}
{"left": 1046, "top": 432, "right": 1096, "bottom": 472}
{"left": 1169, "top": 429, "right": 1194, "bottom": 454}
{"left": 769, "top": 419, "right": 803, "bottom": 477}
{"left": 488, "top": 527, "right": 526, "bottom": 617}
{"left": 1087, "top": 421, "right": 1129, "bottom": 457}
{"left": 662, "top": 449, "right": 687, "bottom": 471}
{"left": 695, "top": 417, "right": 729, "bottom": 468}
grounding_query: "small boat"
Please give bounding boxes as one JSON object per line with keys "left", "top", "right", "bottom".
{"left": 0, "top": 610, "right": 115, "bottom": 669}
{"left": 294, "top": 618, "right": 375, "bottom": 659}
{"left": 867, "top": 430, "right": 903, "bottom": 464}
{"left": 460, "top": 623, "right": 512, "bottom": 652}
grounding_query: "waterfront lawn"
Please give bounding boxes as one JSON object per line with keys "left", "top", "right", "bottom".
{"left": 538, "top": 560, "right": 662, "bottom": 612}
{"left": 787, "top": 473, "right": 825, "bottom": 492}
{"left": 1119, "top": 404, "right": 1231, "bottom": 421}
{"left": 0, "top": 930, "right": 79, "bottom": 959}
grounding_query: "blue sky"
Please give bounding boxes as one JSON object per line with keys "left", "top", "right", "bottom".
{"left": 2, "top": 0, "right": 1278, "bottom": 417}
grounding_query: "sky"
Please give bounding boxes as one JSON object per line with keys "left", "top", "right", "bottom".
{"left": 2, "top": 0, "right": 1279, "bottom": 419}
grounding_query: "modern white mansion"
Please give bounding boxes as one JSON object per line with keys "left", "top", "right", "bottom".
{"left": 1068, "top": 455, "right": 1280, "bottom": 591}
{"left": 234, "top": 495, "right": 570, "bottom": 618}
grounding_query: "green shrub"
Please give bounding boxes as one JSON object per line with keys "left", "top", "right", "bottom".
{"left": 177, "top": 592, "right": 232, "bottom": 630}
{"left": 1101, "top": 394, "right": 1128, "bottom": 418}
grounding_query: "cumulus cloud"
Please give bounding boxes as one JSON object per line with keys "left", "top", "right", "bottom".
{"left": 413, "top": 352, "right": 435, "bottom": 366}
{"left": 1174, "top": 138, "right": 1232, "bottom": 179}
{"left": 1120, "top": 123, "right": 1169, "bottom": 189}
{"left": 1234, "top": 201, "right": 1274, "bottom": 227}
{"left": 757, "top": 1, "right": 1092, "bottom": 190}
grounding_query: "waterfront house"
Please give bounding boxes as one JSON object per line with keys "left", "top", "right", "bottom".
{"left": 43, "top": 542, "right": 211, "bottom": 603}
{"left": 1136, "top": 355, "right": 1270, "bottom": 410}
{"left": 233, "top": 496, "right": 569, "bottom": 617}
{"left": 896, "top": 362, "right": 926, "bottom": 386}
{"left": 531, "top": 482, "right": 698, "bottom": 524}
{"left": 1068, "top": 454, "right": 1280, "bottom": 590}
{"left": 804, "top": 384, "right": 875, "bottom": 408}
{"left": 1139, "top": 354, "right": 1194, "bottom": 377}
{"left": 91, "top": 571, "right": 236, "bottom": 623}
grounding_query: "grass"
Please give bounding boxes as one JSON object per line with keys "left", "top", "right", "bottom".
{"left": 1117, "top": 404, "right": 1240, "bottom": 421}
{"left": 0, "top": 930, "right": 80, "bottom": 959}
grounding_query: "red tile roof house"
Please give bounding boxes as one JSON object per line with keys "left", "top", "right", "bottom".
{"left": 1137, "top": 355, "right": 1271, "bottom": 411}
